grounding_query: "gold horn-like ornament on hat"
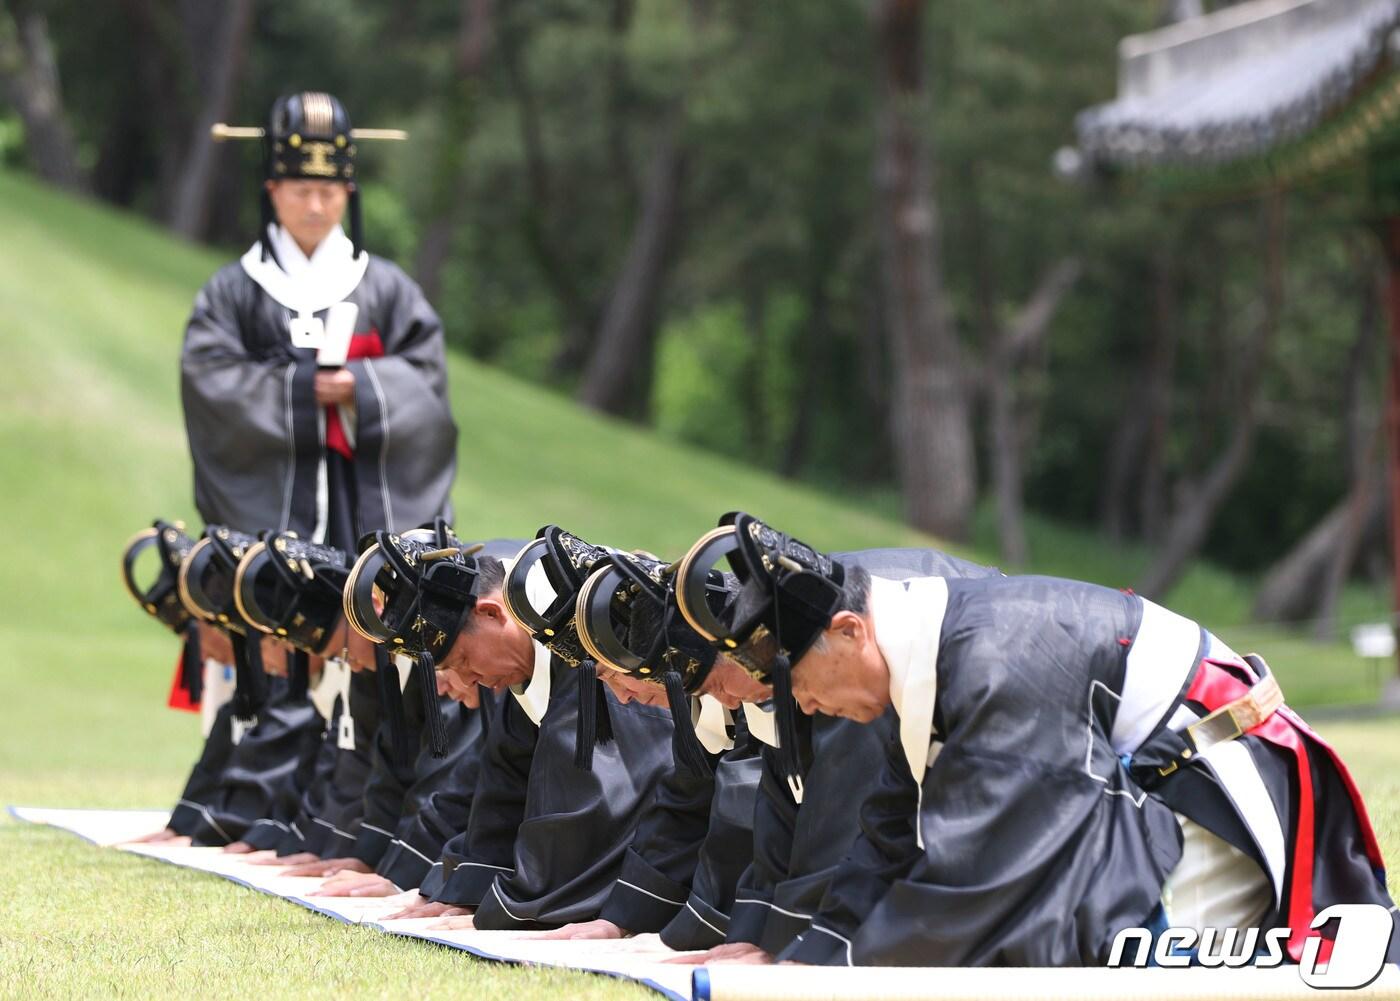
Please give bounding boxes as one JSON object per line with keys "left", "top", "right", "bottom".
{"left": 210, "top": 124, "right": 409, "bottom": 142}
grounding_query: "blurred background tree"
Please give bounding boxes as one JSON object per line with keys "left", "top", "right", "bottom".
{"left": 1, "top": 0, "right": 1388, "bottom": 629}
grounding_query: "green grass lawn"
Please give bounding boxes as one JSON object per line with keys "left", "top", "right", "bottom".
{"left": 1, "top": 168, "right": 1397, "bottom": 998}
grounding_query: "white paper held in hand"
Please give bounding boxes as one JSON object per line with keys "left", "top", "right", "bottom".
{"left": 318, "top": 301, "right": 360, "bottom": 368}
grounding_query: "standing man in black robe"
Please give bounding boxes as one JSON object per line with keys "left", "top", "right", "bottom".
{"left": 159, "top": 92, "right": 457, "bottom": 847}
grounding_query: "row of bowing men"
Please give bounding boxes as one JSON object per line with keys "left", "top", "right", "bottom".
{"left": 121, "top": 511, "right": 1400, "bottom": 967}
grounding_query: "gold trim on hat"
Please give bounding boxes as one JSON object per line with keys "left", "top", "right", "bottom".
{"left": 177, "top": 537, "right": 218, "bottom": 621}
{"left": 674, "top": 526, "right": 736, "bottom": 643}
{"left": 342, "top": 543, "right": 387, "bottom": 642}
{"left": 233, "top": 541, "right": 273, "bottom": 634}
{"left": 575, "top": 566, "right": 626, "bottom": 673}
{"left": 301, "top": 92, "right": 333, "bottom": 136}
{"left": 211, "top": 124, "right": 409, "bottom": 142}
{"left": 120, "top": 527, "right": 159, "bottom": 606}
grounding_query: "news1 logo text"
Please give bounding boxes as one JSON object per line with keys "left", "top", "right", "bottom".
{"left": 1108, "top": 903, "right": 1397, "bottom": 989}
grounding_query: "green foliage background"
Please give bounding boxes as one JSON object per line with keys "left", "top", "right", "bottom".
{"left": 11, "top": 0, "right": 1392, "bottom": 583}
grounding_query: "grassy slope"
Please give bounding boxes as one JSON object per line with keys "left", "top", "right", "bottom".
{"left": 0, "top": 169, "right": 1395, "bottom": 998}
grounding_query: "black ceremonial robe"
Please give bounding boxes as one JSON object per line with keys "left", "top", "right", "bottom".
{"left": 347, "top": 669, "right": 487, "bottom": 890}
{"left": 169, "top": 675, "right": 322, "bottom": 845}
{"left": 784, "top": 574, "right": 1400, "bottom": 967}
{"left": 727, "top": 547, "right": 1000, "bottom": 954}
{"left": 181, "top": 242, "right": 457, "bottom": 540}
{"left": 598, "top": 704, "right": 764, "bottom": 949}
{"left": 176, "top": 230, "right": 457, "bottom": 847}
{"left": 423, "top": 650, "right": 675, "bottom": 929}
{"left": 271, "top": 668, "right": 382, "bottom": 857}
{"left": 343, "top": 538, "right": 517, "bottom": 879}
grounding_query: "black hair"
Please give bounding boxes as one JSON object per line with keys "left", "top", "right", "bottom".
{"left": 457, "top": 555, "right": 505, "bottom": 633}
{"left": 834, "top": 563, "right": 872, "bottom": 616}
{"left": 808, "top": 563, "right": 871, "bottom": 653}
{"left": 475, "top": 555, "right": 506, "bottom": 596}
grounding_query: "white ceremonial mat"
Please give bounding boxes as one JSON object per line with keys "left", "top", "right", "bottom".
{"left": 11, "top": 807, "right": 1400, "bottom": 1001}
{"left": 9, "top": 805, "right": 696, "bottom": 1001}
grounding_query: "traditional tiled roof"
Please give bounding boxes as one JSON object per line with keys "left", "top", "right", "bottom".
{"left": 1075, "top": 0, "right": 1400, "bottom": 172}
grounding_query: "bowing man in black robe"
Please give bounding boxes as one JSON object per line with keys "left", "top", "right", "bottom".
{"left": 286, "top": 536, "right": 522, "bottom": 897}
{"left": 519, "top": 548, "right": 769, "bottom": 950}
{"left": 404, "top": 530, "right": 675, "bottom": 930}
{"left": 707, "top": 514, "right": 1400, "bottom": 968}
{"left": 724, "top": 547, "right": 997, "bottom": 959}
{"left": 173, "top": 92, "right": 457, "bottom": 851}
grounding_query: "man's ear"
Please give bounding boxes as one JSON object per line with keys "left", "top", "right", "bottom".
{"left": 830, "top": 609, "right": 864, "bottom": 642}
{"left": 474, "top": 596, "right": 507, "bottom": 624}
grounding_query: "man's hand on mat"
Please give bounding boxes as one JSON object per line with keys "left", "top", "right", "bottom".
{"left": 221, "top": 840, "right": 257, "bottom": 854}
{"left": 428, "top": 914, "right": 477, "bottom": 931}
{"left": 663, "top": 942, "right": 773, "bottom": 965}
{"left": 249, "top": 851, "right": 319, "bottom": 866}
{"left": 310, "top": 873, "right": 400, "bottom": 897}
{"left": 281, "top": 856, "right": 372, "bottom": 878}
{"left": 128, "top": 827, "right": 182, "bottom": 843}
{"left": 383, "top": 897, "right": 470, "bottom": 921}
{"left": 524, "top": 919, "right": 628, "bottom": 940}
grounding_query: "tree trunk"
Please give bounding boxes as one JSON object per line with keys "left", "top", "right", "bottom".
{"left": 1100, "top": 404, "right": 1148, "bottom": 540}
{"left": 413, "top": 0, "right": 495, "bottom": 302}
{"left": 1251, "top": 474, "right": 1384, "bottom": 627}
{"left": 1313, "top": 258, "right": 1386, "bottom": 638}
{"left": 1136, "top": 194, "right": 1286, "bottom": 599}
{"left": 165, "top": 0, "right": 253, "bottom": 240}
{"left": 0, "top": 6, "right": 88, "bottom": 192}
{"left": 604, "top": 0, "right": 638, "bottom": 210}
{"left": 986, "top": 259, "right": 1082, "bottom": 566}
{"left": 1314, "top": 459, "right": 1385, "bottom": 639}
{"left": 1139, "top": 250, "right": 1180, "bottom": 543}
{"left": 872, "top": 0, "right": 975, "bottom": 541}
{"left": 497, "top": 17, "right": 597, "bottom": 373}
{"left": 575, "top": 121, "right": 688, "bottom": 414}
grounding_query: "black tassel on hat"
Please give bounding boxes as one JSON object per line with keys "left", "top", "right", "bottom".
{"left": 259, "top": 187, "right": 276, "bottom": 263}
{"left": 770, "top": 653, "right": 804, "bottom": 796}
{"left": 418, "top": 652, "right": 449, "bottom": 758}
{"left": 375, "top": 646, "right": 416, "bottom": 766}
{"left": 768, "top": 578, "right": 805, "bottom": 796}
{"left": 181, "top": 622, "right": 204, "bottom": 704}
{"left": 573, "top": 659, "right": 615, "bottom": 771}
{"left": 229, "top": 632, "right": 266, "bottom": 722}
{"left": 663, "top": 669, "right": 712, "bottom": 777}
{"left": 289, "top": 648, "right": 310, "bottom": 702}
{"left": 348, "top": 187, "right": 364, "bottom": 259}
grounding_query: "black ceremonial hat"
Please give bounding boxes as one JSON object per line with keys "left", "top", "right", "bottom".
{"left": 265, "top": 93, "right": 356, "bottom": 183}
{"left": 343, "top": 518, "right": 498, "bottom": 759}
{"left": 503, "top": 526, "right": 617, "bottom": 769}
{"left": 675, "top": 512, "right": 847, "bottom": 796}
{"left": 575, "top": 551, "right": 719, "bottom": 693}
{"left": 501, "top": 526, "right": 615, "bottom": 668}
{"left": 343, "top": 518, "right": 486, "bottom": 663}
{"left": 675, "top": 512, "right": 845, "bottom": 680}
{"left": 234, "top": 532, "right": 349, "bottom": 655}
{"left": 211, "top": 91, "right": 407, "bottom": 261}
{"left": 178, "top": 525, "right": 268, "bottom": 721}
{"left": 576, "top": 551, "right": 721, "bottom": 775}
{"left": 178, "top": 525, "right": 261, "bottom": 635}
{"left": 122, "top": 519, "right": 198, "bottom": 635}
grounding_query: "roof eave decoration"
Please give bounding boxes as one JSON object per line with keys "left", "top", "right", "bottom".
{"left": 1068, "top": 0, "right": 1400, "bottom": 193}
